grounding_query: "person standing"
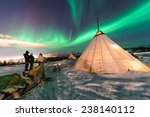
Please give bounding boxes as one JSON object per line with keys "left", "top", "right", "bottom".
{"left": 29, "top": 53, "right": 35, "bottom": 70}
{"left": 37, "top": 53, "right": 45, "bottom": 66}
{"left": 23, "top": 51, "right": 30, "bottom": 71}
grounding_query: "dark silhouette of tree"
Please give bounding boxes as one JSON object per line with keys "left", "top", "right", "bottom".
{"left": 3, "top": 60, "right": 7, "bottom": 66}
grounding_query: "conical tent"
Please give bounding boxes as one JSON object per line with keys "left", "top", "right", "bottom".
{"left": 74, "top": 30, "right": 150, "bottom": 74}
{"left": 68, "top": 53, "right": 76, "bottom": 60}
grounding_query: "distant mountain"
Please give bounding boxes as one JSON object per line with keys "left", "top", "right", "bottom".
{"left": 125, "top": 46, "right": 150, "bottom": 52}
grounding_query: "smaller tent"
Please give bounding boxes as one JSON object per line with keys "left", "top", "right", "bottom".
{"left": 68, "top": 53, "right": 76, "bottom": 60}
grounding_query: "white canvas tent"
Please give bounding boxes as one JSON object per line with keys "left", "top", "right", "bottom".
{"left": 68, "top": 53, "right": 76, "bottom": 60}
{"left": 74, "top": 30, "right": 150, "bottom": 74}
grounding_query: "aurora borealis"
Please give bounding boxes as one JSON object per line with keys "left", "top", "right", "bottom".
{"left": 0, "top": 0, "right": 150, "bottom": 57}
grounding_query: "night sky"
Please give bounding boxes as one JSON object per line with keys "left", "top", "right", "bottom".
{"left": 0, "top": 0, "right": 150, "bottom": 58}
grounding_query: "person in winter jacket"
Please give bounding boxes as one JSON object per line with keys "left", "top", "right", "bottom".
{"left": 23, "top": 51, "right": 30, "bottom": 71}
{"left": 29, "top": 53, "right": 35, "bottom": 70}
{"left": 37, "top": 53, "right": 45, "bottom": 66}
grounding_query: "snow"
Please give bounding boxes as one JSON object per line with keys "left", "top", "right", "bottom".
{"left": 142, "top": 57, "right": 150, "bottom": 64}
{"left": 21, "top": 58, "right": 150, "bottom": 100}
{"left": 1, "top": 54, "right": 150, "bottom": 100}
{"left": 0, "top": 64, "right": 24, "bottom": 76}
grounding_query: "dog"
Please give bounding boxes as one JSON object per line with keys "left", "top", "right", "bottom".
{"left": 28, "top": 65, "right": 46, "bottom": 82}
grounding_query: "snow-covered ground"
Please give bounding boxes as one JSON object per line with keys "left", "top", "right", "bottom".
{"left": 0, "top": 64, "right": 24, "bottom": 76}
{"left": 0, "top": 63, "right": 39, "bottom": 76}
{"left": 142, "top": 57, "right": 150, "bottom": 64}
{"left": 0, "top": 54, "right": 150, "bottom": 100}
{"left": 21, "top": 57, "right": 150, "bottom": 100}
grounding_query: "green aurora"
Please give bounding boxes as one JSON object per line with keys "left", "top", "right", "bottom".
{"left": 9, "top": 0, "right": 150, "bottom": 50}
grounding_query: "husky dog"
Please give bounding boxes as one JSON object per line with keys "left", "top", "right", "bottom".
{"left": 28, "top": 65, "right": 46, "bottom": 82}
